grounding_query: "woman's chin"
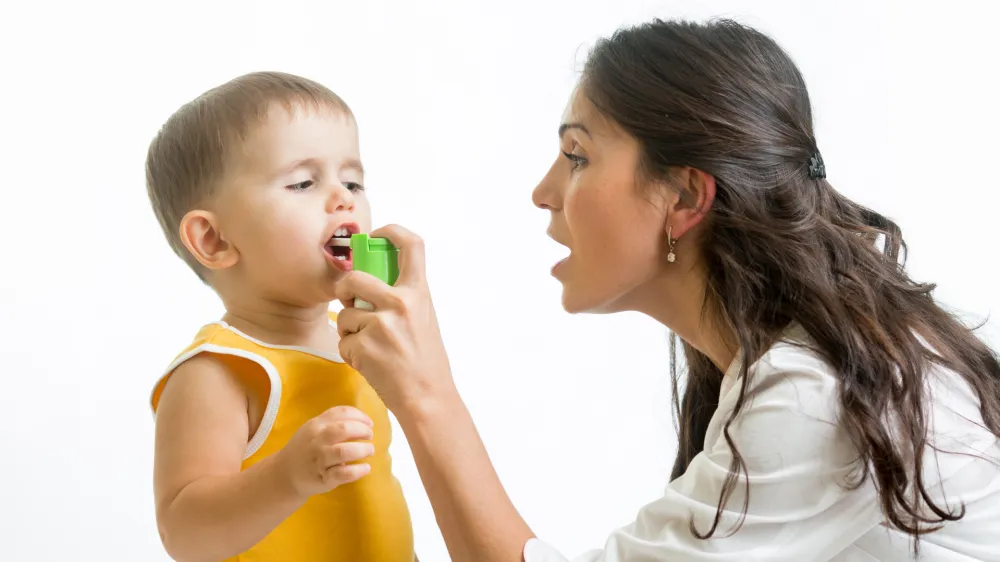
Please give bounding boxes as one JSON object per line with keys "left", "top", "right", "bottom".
{"left": 559, "top": 281, "right": 585, "bottom": 313}
{"left": 560, "top": 292, "right": 583, "bottom": 314}
{"left": 561, "top": 285, "right": 616, "bottom": 315}
{"left": 561, "top": 275, "right": 643, "bottom": 315}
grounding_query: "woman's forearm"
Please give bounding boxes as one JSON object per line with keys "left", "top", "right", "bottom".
{"left": 398, "top": 393, "right": 535, "bottom": 562}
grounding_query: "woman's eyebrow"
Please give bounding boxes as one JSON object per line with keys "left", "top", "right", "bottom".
{"left": 558, "top": 122, "right": 591, "bottom": 139}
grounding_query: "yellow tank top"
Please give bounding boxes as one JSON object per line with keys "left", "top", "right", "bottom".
{"left": 150, "top": 314, "right": 414, "bottom": 562}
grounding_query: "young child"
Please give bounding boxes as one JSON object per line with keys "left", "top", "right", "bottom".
{"left": 146, "top": 71, "right": 415, "bottom": 561}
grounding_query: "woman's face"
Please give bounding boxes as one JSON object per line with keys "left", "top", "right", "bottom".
{"left": 532, "top": 89, "right": 672, "bottom": 314}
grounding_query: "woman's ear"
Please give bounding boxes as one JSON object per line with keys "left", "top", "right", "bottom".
{"left": 665, "top": 167, "right": 716, "bottom": 239}
{"left": 179, "top": 210, "right": 240, "bottom": 271}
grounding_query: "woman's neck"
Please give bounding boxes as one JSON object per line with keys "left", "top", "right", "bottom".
{"left": 637, "top": 270, "right": 739, "bottom": 373}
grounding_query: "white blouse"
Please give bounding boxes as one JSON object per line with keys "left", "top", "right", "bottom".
{"left": 524, "top": 326, "right": 1000, "bottom": 561}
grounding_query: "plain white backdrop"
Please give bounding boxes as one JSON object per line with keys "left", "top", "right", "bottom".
{"left": 1, "top": 0, "right": 998, "bottom": 560}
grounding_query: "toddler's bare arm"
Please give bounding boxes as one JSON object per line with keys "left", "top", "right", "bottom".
{"left": 153, "top": 354, "right": 306, "bottom": 562}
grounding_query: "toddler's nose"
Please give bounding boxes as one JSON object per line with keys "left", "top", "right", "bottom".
{"left": 327, "top": 184, "right": 356, "bottom": 212}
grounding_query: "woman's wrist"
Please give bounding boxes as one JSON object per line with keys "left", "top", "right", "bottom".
{"left": 395, "top": 383, "right": 465, "bottom": 431}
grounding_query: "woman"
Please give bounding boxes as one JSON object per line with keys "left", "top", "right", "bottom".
{"left": 334, "top": 19, "right": 1000, "bottom": 561}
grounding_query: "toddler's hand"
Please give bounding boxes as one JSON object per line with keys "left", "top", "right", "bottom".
{"left": 276, "top": 406, "right": 375, "bottom": 498}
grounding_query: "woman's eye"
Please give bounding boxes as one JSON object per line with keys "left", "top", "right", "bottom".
{"left": 286, "top": 180, "right": 314, "bottom": 191}
{"left": 562, "top": 151, "right": 588, "bottom": 171}
{"left": 344, "top": 182, "right": 365, "bottom": 192}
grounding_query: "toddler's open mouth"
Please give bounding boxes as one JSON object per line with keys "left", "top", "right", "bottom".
{"left": 324, "top": 224, "right": 357, "bottom": 271}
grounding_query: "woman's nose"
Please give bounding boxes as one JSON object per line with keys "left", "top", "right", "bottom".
{"left": 532, "top": 163, "right": 562, "bottom": 211}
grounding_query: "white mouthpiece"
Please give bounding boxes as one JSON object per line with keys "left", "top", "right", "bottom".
{"left": 355, "top": 299, "right": 374, "bottom": 311}
{"left": 328, "top": 238, "right": 352, "bottom": 247}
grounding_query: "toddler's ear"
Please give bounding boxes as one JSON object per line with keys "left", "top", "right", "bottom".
{"left": 179, "top": 210, "right": 239, "bottom": 271}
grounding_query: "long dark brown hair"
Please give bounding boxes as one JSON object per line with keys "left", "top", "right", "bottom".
{"left": 583, "top": 18, "right": 1000, "bottom": 544}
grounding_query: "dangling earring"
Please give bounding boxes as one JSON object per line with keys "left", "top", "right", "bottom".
{"left": 667, "top": 226, "right": 677, "bottom": 263}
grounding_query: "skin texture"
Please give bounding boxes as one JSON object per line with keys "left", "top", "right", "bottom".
{"left": 332, "top": 88, "right": 727, "bottom": 562}
{"left": 154, "top": 104, "right": 388, "bottom": 562}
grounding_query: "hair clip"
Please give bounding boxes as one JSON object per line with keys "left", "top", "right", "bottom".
{"left": 808, "top": 151, "right": 826, "bottom": 180}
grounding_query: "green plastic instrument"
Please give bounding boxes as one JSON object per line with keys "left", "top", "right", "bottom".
{"left": 350, "top": 233, "right": 399, "bottom": 310}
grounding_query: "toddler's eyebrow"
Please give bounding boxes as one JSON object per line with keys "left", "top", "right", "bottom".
{"left": 343, "top": 158, "right": 365, "bottom": 175}
{"left": 274, "top": 157, "right": 365, "bottom": 178}
{"left": 274, "top": 157, "right": 319, "bottom": 178}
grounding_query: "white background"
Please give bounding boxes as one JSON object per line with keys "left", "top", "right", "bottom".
{"left": 1, "top": 0, "right": 998, "bottom": 560}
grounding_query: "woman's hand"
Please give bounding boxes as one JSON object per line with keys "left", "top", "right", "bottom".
{"left": 337, "top": 225, "right": 536, "bottom": 561}
{"left": 334, "top": 225, "right": 457, "bottom": 416}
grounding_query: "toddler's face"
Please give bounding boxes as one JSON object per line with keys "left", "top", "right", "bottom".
{"left": 212, "top": 104, "right": 372, "bottom": 304}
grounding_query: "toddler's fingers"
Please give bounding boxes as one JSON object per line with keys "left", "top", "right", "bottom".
{"left": 318, "top": 419, "right": 374, "bottom": 443}
{"left": 320, "top": 405, "right": 374, "bottom": 427}
{"left": 323, "top": 462, "right": 371, "bottom": 488}
{"left": 321, "top": 441, "right": 375, "bottom": 468}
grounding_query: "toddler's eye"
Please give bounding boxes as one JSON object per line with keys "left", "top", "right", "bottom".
{"left": 287, "top": 180, "right": 314, "bottom": 191}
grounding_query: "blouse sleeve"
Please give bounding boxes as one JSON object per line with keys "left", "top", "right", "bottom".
{"left": 523, "top": 346, "right": 884, "bottom": 562}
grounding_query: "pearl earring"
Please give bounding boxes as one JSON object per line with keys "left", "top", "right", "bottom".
{"left": 667, "top": 226, "right": 677, "bottom": 263}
